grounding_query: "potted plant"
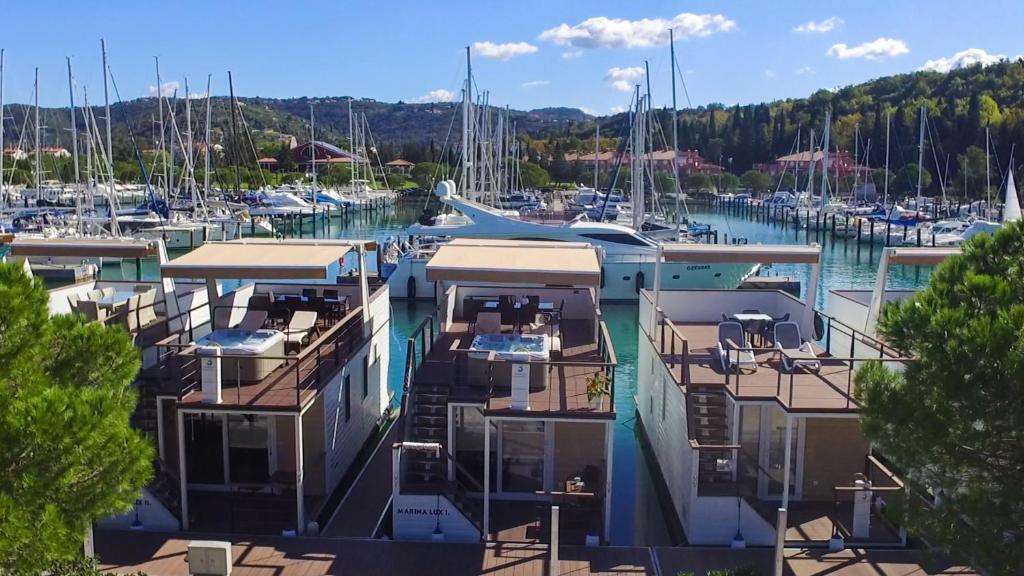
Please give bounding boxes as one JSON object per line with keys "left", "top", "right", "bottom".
{"left": 585, "top": 371, "right": 611, "bottom": 409}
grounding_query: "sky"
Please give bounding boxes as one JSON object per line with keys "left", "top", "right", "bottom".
{"left": 3, "top": 0, "right": 1023, "bottom": 114}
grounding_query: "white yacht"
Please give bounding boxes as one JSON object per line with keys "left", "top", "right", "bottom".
{"left": 382, "top": 181, "right": 756, "bottom": 301}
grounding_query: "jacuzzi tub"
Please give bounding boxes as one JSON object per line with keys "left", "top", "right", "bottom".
{"left": 194, "top": 329, "right": 286, "bottom": 382}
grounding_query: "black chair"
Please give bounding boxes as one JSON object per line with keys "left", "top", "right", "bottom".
{"left": 266, "top": 291, "right": 289, "bottom": 327}
{"left": 498, "top": 295, "right": 518, "bottom": 327}
{"left": 518, "top": 296, "right": 540, "bottom": 333}
{"left": 763, "top": 312, "right": 790, "bottom": 345}
{"left": 248, "top": 294, "right": 271, "bottom": 311}
{"left": 302, "top": 288, "right": 318, "bottom": 299}
{"left": 323, "top": 288, "right": 339, "bottom": 301}
{"left": 741, "top": 309, "right": 766, "bottom": 346}
{"left": 721, "top": 313, "right": 730, "bottom": 323}
{"left": 463, "top": 298, "right": 484, "bottom": 328}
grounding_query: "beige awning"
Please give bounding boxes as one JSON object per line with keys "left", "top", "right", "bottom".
{"left": 886, "top": 247, "right": 960, "bottom": 266}
{"left": 426, "top": 241, "right": 601, "bottom": 286}
{"left": 662, "top": 243, "right": 821, "bottom": 264}
{"left": 161, "top": 241, "right": 352, "bottom": 279}
{"left": 8, "top": 237, "right": 160, "bottom": 258}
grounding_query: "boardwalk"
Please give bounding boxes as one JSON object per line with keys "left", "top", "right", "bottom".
{"left": 96, "top": 531, "right": 976, "bottom": 576}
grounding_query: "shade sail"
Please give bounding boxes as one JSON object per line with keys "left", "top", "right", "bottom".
{"left": 426, "top": 241, "right": 601, "bottom": 286}
{"left": 662, "top": 243, "right": 821, "bottom": 264}
{"left": 885, "top": 247, "right": 960, "bottom": 266}
{"left": 8, "top": 238, "right": 160, "bottom": 258}
{"left": 161, "top": 241, "right": 352, "bottom": 279}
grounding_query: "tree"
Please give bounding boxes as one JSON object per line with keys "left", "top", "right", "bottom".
{"left": 685, "top": 173, "right": 713, "bottom": 191}
{"left": 957, "top": 145, "right": 988, "bottom": 199}
{"left": 275, "top": 142, "right": 297, "bottom": 172}
{"left": 410, "top": 162, "right": 450, "bottom": 190}
{"left": 894, "top": 163, "right": 932, "bottom": 196}
{"left": 739, "top": 170, "right": 771, "bottom": 192}
{"left": 716, "top": 172, "right": 740, "bottom": 193}
{"left": 518, "top": 161, "right": 550, "bottom": 189}
{"left": 0, "top": 264, "right": 153, "bottom": 573}
{"left": 855, "top": 222, "right": 1024, "bottom": 576}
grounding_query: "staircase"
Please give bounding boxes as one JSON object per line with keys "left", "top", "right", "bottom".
{"left": 403, "top": 383, "right": 451, "bottom": 486}
{"left": 686, "top": 384, "right": 734, "bottom": 487}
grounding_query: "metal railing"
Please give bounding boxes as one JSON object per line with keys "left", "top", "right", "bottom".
{"left": 153, "top": 305, "right": 366, "bottom": 406}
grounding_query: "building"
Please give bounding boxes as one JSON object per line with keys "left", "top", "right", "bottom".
{"left": 635, "top": 244, "right": 927, "bottom": 549}
{"left": 754, "top": 150, "right": 873, "bottom": 182}
{"left": 384, "top": 159, "right": 415, "bottom": 175}
{"left": 17, "top": 237, "right": 392, "bottom": 537}
{"left": 2, "top": 147, "right": 28, "bottom": 160}
{"left": 564, "top": 149, "right": 722, "bottom": 176}
{"left": 257, "top": 157, "right": 278, "bottom": 171}
{"left": 391, "top": 239, "right": 617, "bottom": 545}
{"left": 41, "top": 146, "right": 71, "bottom": 158}
{"left": 292, "top": 141, "right": 366, "bottom": 171}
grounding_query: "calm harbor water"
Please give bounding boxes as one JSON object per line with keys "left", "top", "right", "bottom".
{"left": 93, "top": 200, "right": 932, "bottom": 546}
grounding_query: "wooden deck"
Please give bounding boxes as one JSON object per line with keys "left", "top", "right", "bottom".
{"left": 657, "top": 323, "right": 863, "bottom": 412}
{"left": 176, "top": 310, "right": 364, "bottom": 411}
{"left": 416, "top": 320, "right": 615, "bottom": 419}
{"left": 96, "top": 531, "right": 977, "bottom": 576}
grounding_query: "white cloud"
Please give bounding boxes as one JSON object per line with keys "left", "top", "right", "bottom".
{"left": 414, "top": 89, "right": 454, "bottom": 103}
{"left": 147, "top": 81, "right": 179, "bottom": 97}
{"left": 921, "top": 48, "right": 1005, "bottom": 73}
{"left": 561, "top": 50, "right": 583, "bottom": 60}
{"left": 472, "top": 41, "right": 538, "bottom": 60}
{"left": 605, "top": 66, "right": 645, "bottom": 93}
{"left": 763, "top": 69, "right": 777, "bottom": 78}
{"left": 539, "top": 12, "right": 736, "bottom": 50}
{"left": 827, "top": 37, "right": 909, "bottom": 60}
{"left": 793, "top": 16, "right": 843, "bottom": 34}
{"left": 579, "top": 106, "right": 597, "bottom": 116}
{"left": 521, "top": 80, "right": 550, "bottom": 88}
{"left": 794, "top": 66, "right": 816, "bottom": 76}
{"left": 610, "top": 105, "right": 627, "bottom": 113}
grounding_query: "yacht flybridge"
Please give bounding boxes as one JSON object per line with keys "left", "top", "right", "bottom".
{"left": 382, "top": 181, "right": 757, "bottom": 300}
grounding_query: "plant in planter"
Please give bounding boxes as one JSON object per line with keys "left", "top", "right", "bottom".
{"left": 585, "top": 371, "right": 611, "bottom": 408}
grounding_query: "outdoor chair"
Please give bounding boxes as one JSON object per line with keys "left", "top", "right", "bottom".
{"left": 238, "top": 309, "right": 269, "bottom": 331}
{"left": 774, "top": 321, "right": 821, "bottom": 372}
{"left": 76, "top": 299, "right": 106, "bottom": 323}
{"left": 716, "top": 321, "right": 756, "bottom": 373}
{"left": 136, "top": 289, "right": 158, "bottom": 327}
{"left": 474, "top": 312, "right": 502, "bottom": 336}
{"left": 762, "top": 312, "right": 790, "bottom": 345}
{"left": 284, "top": 310, "right": 319, "bottom": 352}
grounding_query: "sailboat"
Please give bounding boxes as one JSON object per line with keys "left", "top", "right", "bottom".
{"left": 380, "top": 47, "right": 756, "bottom": 301}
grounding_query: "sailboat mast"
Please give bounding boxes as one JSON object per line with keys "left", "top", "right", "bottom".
{"left": 310, "top": 103, "right": 317, "bottom": 204}
{"left": 670, "top": 28, "right": 681, "bottom": 239}
{"left": 916, "top": 105, "right": 926, "bottom": 207}
{"left": 883, "top": 111, "right": 890, "bottom": 207}
{"left": 67, "top": 57, "right": 82, "bottom": 233}
{"left": 819, "top": 112, "right": 831, "bottom": 211}
{"left": 101, "top": 39, "right": 118, "bottom": 235}
{"left": 593, "top": 121, "right": 599, "bottom": 190}
{"left": 203, "top": 75, "right": 211, "bottom": 209}
{"left": 155, "top": 57, "right": 167, "bottom": 198}
{"left": 227, "top": 71, "right": 241, "bottom": 196}
{"left": 986, "top": 127, "right": 991, "bottom": 209}
{"left": 84, "top": 87, "right": 93, "bottom": 212}
{"left": 465, "top": 46, "right": 475, "bottom": 198}
{"left": 34, "top": 67, "right": 40, "bottom": 195}
{"left": 805, "top": 129, "right": 816, "bottom": 200}
{"left": 185, "top": 77, "right": 195, "bottom": 215}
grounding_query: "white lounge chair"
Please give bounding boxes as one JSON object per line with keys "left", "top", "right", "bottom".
{"left": 284, "top": 310, "right": 318, "bottom": 350}
{"left": 774, "top": 321, "right": 821, "bottom": 372}
{"left": 238, "top": 309, "right": 269, "bottom": 331}
{"left": 474, "top": 312, "right": 502, "bottom": 336}
{"left": 136, "top": 289, "right": 158, "bottom": 327}
{"left": 717, "top": 321, "right": 757, "bottom": 372}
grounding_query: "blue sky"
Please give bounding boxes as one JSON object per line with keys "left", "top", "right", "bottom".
{"left": 3, "top": 0, "right": 1023, "bottom": 113}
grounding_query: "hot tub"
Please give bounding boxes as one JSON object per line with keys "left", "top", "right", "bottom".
{"left": 194, "top": 329, "right": 286, "bottom": 382}
{"left": 468, "top": 334, "right": 550, "bottom": 391}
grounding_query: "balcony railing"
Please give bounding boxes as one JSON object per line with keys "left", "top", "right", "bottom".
{"left": 151, "top": 305, "right": 366, "bottom": 407}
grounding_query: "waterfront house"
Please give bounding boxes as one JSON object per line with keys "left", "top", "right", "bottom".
{"left": 636, "top": 243, "right": 918, "bottom": 548}
{"left": 385, "top": 159, "right": 415, "bottom": 175}
{"left": 391, "top": 239, "right": 617, "bottom": 545}
{"left": 12, "top": 237, "right": 391, "bottom": 536}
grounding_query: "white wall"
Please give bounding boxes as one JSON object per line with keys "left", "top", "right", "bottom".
{"left": 636, "top": 329, "right": 694, "bottom": 531}
{"left": 686, "top": 496, "right": 775, "bottom": 546}
{"left": 321, "top": 292, "right": 391, "bottom": 494}
{"left": 95, "top": 488, "right": 180, "bottom": 532}
{"left": 392, "top": 493, "right": 480, "bottom": 542}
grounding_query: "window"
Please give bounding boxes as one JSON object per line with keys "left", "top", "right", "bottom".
{"left": 579, "top": 232, "right": 651, "bottom": 247}
{"left": 362, "top": 355, "right": 369, "bottom": 399}
{"left": 344, "top": 374, "right": 352, "bottom": 422}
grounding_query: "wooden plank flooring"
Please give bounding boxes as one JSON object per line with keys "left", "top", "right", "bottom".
{"left": 657, "top": 323, "right": 862, "bottom": 412}
{"left": 322, "top": 420, "right": 399, "bottom": 537}
{"left": 96, "top": 531, "right": 977, "bottom": 576}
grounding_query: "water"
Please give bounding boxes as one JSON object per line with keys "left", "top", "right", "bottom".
{"left": 91, "top": 201, "right": 933, "bottom": 546}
